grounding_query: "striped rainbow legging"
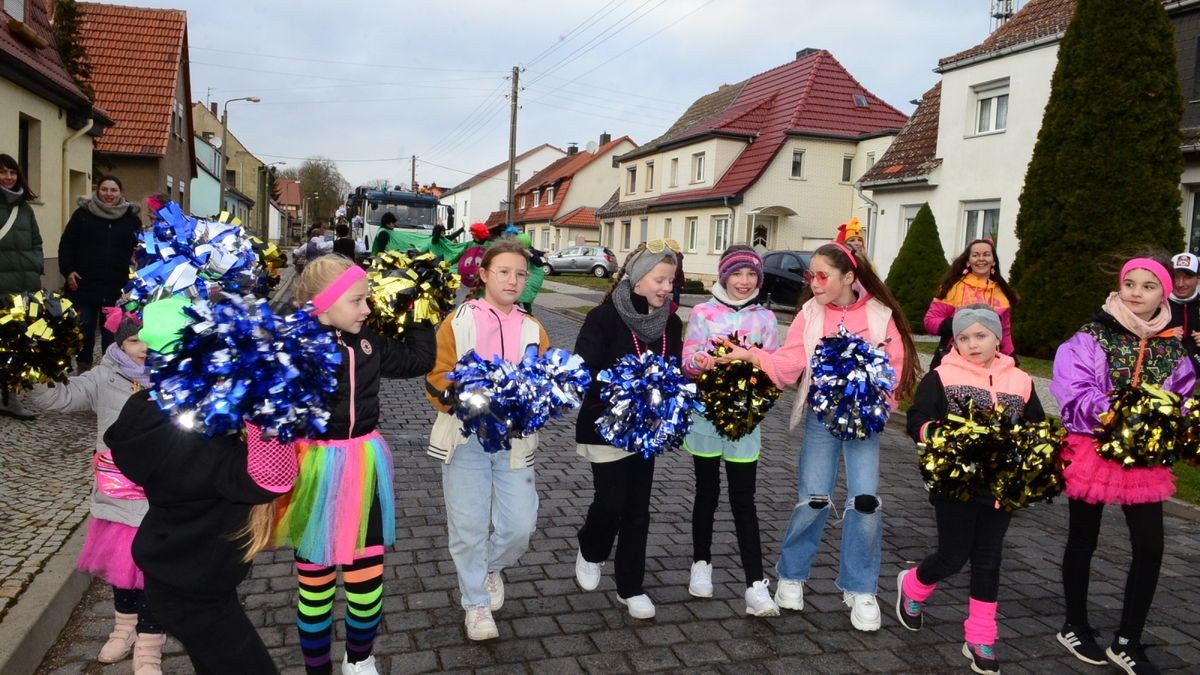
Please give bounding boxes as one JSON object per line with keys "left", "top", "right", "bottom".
{"left": 295, "top": 544, "right": 385, "bottom": 674}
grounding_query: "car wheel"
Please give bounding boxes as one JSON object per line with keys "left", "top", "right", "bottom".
{"left": 546, "top": 264, "right": 556, "bottom": 276}
{"left": 592, "top": 265, "right": 608, "bottom": 278}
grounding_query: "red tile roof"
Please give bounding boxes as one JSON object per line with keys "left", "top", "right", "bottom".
{"left": 554, "top": 206, "right": 598, "bottom": 228}
{"left": 860, "top": 82, "right": 942, "bottom": 186}
{"left": 443, "top": 144, "right": 565, "bottom": 195}
{"left": 939, "top": 0, "right": 1075, "bottom": 71}
{"left": 483, "top": 210, "right": 507, "bottom": 229}
{"left": 276, "top": 178, "right": 301, "bottom": 207}
{"left": 637, "top": 49, "right": 908, "bottom": 208}
{"left": 0, "top": 0, "right": 109, "bottom": 124}
{"left": 512, "top": 136, "right": 636, "bottom": 223}
{"left": 77, "top": 3, "right": 190, "bottom": 156}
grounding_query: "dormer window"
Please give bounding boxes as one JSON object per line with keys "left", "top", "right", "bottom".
{"left": 533, "top": 190, "right": 541, "bottom": 207}
{"left": 547, "top": 186, "right": 555, "bottom": 205}
{"left": 519, "top": 194, "right": 526, "bottom": 210}
{"left": 5, "top": 0, "right": 26, "bottom": 22}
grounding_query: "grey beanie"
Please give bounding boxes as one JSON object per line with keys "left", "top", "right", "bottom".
{"left": 952, "top": 304, "right": 1002, "bottom": 340}
{"left": 623, "top": 244, "right": 678, "bottom": 287}
{"left": 114, "top": 315, "right": 142, "bottom": 346}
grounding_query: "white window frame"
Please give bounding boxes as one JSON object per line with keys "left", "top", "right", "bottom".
{"left": 972, "top": 79, "right": 1009, "bottom": 136}
{"left": 519, "top": 195, "right": 526, "bottom": 210}
{"left": 621, "top": 219, "right": 632, "bottom": 250}
{"left": 542, "top": 228, "right": 550, "bottom": 249}
{"left": 533, "top": 190, "right": 541, "bottom": 207}
{"left": 841, "top": 155, "right": 854, "bottom": 183}
{"left": 5, "top": 0, "right": 26, "bottom": 23}
{"left": 626, "top": 166, "right": 637, "bottom": 194}
{"left": 691, "top": 152, "right": 705, "bottom": 183}
{"left": 669, "top": 158, "right": 679, "bottom": 187}
{"left": 790, "top": 149, "right": 805, "bottom": 179}
{"left": 662, "top": 217, "right": 672, "bottom": 240}
{"left": 711, "top": 216, "right": 730, "bottom": 253}
{"left": 645, "top": 161, "right": 654, "bottom": 191}
{"left": 901, "top": 204, "right": 922, "bottom": 235}
{"left": 546, "top": 186, "right": 554, "bottom": 205}
{"left": 603, "top": 220, "right": 614, "bottom": 248}
{"left": 685, "top": 216, "right": 699, "bottom": 252}
{"left": 962, "top": 200, "right": 1001, "bottom": 246}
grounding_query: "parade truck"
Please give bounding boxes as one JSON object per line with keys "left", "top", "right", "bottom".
{"left": 348, "top": 186, "right": 467, "bottom": 262}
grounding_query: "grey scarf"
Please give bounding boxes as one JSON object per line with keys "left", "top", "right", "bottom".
{"left": 80, "top": 194, "right": 139, "bottom": 221}
{"left": 611, "top": 278, "right": 670, "bottom": 345}
{"left": 1, "top": 185, "right": 23, "bottom": 205}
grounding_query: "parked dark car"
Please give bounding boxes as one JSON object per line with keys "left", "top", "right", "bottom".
{"left": 762, "top": 250, "right": 814, "bottom": 307}
{"left": 545, "top": 245, "right": 617, "bottom": 277}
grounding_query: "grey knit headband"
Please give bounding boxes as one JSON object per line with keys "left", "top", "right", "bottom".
{"left": 952, "top": 306, "right": 1002, "bottom": 340}
{"left": 624, "top": 246, "right": 677, "bottom": 287}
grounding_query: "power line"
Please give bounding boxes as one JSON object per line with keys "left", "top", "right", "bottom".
{"left": 524, "top": 0, "right": 626, "bottom": 69}
{"left": 258, "top": 152, "right": 412, "bottom": 162}
{"left": 254, "top": 93, "right": 491, "bottom": 106}
{"left": 530, "top": 99, "right": 675, "bottom": 129}
{"left": 189, "top": 45, "right": 506, "bottom": 74}
{"left": 526, "top": 0, "right": 669, "bottom": 86}
{"left": 191, "top": 60, "right": 501, "bottom": 92}
{"left": 422, "top": 78, "right": 511, "bottom": 158}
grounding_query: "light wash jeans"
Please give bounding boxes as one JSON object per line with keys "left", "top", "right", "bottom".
{"left": 776, "top": 410, "right": 883, "bottom": 594}
{"left": 442, "top": 437, "right": 539, "bottom": 609}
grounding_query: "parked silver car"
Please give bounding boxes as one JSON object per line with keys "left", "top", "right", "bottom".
{"left": 545, "top": 245, "right": 617, "bottom": 278}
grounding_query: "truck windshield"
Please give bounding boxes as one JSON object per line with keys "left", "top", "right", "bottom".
{"left": 366, "top": 201, "right": 437, "bottom": 229}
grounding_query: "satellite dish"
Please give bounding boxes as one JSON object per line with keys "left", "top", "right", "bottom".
{"left": 585, "top": 141, "right": 598, "bottom": 154}
{"left": 210, "top": 137, "right": 222, "bottom": 149}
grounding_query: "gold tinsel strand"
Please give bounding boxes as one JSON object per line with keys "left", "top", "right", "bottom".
{"left": 1096, "top": 383, "right": 1184, "bottom": 468}
{"left": 693, "top": 338, "right": 782, "bottom": 440}
{"left": 366, "top": 251, "right": 460, "bottom": 339}
{"left": 0, "top": 291, "right": 84, "bottom": 391}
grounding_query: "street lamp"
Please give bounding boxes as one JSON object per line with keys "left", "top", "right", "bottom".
{"left": 218, "top": 96, "right": 261, "bottom": 221}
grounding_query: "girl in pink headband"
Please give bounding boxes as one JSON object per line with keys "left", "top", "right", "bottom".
{"left": 276, "top": 255, "right": 437, "bottom": 675}
{"left": 1049, "top": 253, "right": 1195, "bottom": 672}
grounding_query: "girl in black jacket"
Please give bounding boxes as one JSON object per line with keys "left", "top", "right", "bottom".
{"left": 59, "top": 175, "right": 141, "bottom": 372}
{"left": 573, "top": 241, "right": 682, "bottom": 620}
{"left": 274, "top": 254, "right": 436, "bottom": 675}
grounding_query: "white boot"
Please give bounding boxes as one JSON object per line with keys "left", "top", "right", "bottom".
{"left": 96, "top": 611, "right": 137, "bottom": 663}
{"left": 132, "top": 632, "right": 166, "bottom": 674}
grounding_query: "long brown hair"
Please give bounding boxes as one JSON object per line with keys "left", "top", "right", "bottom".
{"left": 806, "top": 243, "right": 921, "bottom": 402}
{"left": 0, "top": 153, "right": 37, "bottom": 200}
{"left": 934, "top": 239, "right": 1019, "bottom": 306}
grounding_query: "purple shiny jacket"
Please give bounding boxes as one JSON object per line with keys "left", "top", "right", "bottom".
{"left": 1050, "top": 331, "right": 1196, "bottom": 436}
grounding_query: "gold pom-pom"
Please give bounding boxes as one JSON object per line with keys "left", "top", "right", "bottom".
{"left": 366, "top": 251, "right": 460, "bottom": 339}
{"left": 1097, "top": 384, "right": 1183, "bottom": 468}
{"left": 0, "top": 291, "right": 84, "bottom": 391}
{"left": 693, "top": 337, "right": 782, "bottom": 440}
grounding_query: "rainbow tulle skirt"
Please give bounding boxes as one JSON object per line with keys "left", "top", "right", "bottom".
{"left": 275, "top": 430, "right": 395, "bottom": 566}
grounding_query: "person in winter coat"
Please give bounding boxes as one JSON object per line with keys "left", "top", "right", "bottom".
{"left": 925, "top": 240, "right": 1019, "bottom": 369}
{"left": 59, "top": 175, "right": 142, "bottom": 372}
{"left": 0, "top": 153, "right": 44, "bottom": 420}
{"left": 1050, "top": 254, "right": 1195, "bottom": 675}
{"left": 1167, "top": 251, "right": 1200, "bottom": 367}
{"left": 899, "top": 304, "right": 1044, "bottom": 675}
{"left": 680, "top": 246, "right": 781, "bottom": 616}
{"left": 28, "top": 311, "right": 168, "bottom": 672}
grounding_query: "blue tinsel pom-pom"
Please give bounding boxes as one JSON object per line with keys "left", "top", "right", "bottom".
{"left": 596, "top": 351, "right": 703, "bottom": 459}
{"left": 807, "top": 325, "right": 895, "bottom": 440}
{"left": 148, "top": 293, "right": 342, "bottom": 441}
{"left": 448, "top": 345, "right": 590, "bottom": 453}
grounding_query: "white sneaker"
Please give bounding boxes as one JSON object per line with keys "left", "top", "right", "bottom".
{"left": 774, "top": 579, "right": 804, "bottom": 611}
{"left": 484, "top": 570, "right": 504, "bottom": 611}
{"left": 843, "top": 592, "right": 882, "bottom": 631}
{"left": 341, "top": 654, "right": 379, "bottom": 675}
{"left": 575, "top": 549, "right": 602, "bottom": 591}
{"left": 617, "top": 593, "right": 656, "bottom": 619}
{"left": 688, "top": 560, "right": 713, "bottom": 598}
{"left": 464, "top": 605, "right": 499, "bottom": 640}
{"left": 744, "top": 580, "right": 781, "bottom": 617}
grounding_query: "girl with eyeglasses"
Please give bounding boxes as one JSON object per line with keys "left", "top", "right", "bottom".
{"left": 719, "top": 242, "right": 918, "bottom": 633}
{"left": 573, "top": 240, "right": 682, "bottom": 620}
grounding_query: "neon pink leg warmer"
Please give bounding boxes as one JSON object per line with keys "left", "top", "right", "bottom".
{"left": 964, "top": 597, "right": 998, "bottom": 645}
{"left": 903, "top": 567, "right": 937, "bottom": 602}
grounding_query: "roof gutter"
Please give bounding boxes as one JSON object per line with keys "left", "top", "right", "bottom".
{"left": 935, "top": 33, "right": 1062, "bottom": 73}
{"left": 860, "top": 174, "right": 934, "bottom": 189}
{"left": 61, "top": 117, "right": 94, "bottom": 229}
{"left": 1164, "top": 0, "right": 1200, "bottom": 12}
{"left": 854, "top": 180, "right": 880, "bottom": 260}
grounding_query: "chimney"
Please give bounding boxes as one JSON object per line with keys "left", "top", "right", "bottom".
{"left": 567, "top": 143, "right": 579, "bottom": 155}
{"left": 599, "top": 131, "right": 611, "bottom": 146}
{"left": 795, "top": 48, "right": 819, "bottom": 60}
{"left": 210, "top": 102, "right": 218, "bottom": 117}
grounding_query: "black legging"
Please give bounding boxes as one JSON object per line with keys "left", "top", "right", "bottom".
{"left": 915, "top": 497, "right": 1011, "bottom": 602}
{"left": 577, "top": 454, "right": 655, "bottom": 599}
{"left": 1062, "top": 499, "right": 1164, "bottom": 642}
{"left": 144, "top": 578, "right": 277, "bottom": 674}
{"left": 691, "top": 455, "right": 763, "bottom": 587}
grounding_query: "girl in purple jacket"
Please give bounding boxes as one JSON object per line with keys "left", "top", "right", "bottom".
{"left": 1049, "top": 254, "right": 1195, "bottom": 675}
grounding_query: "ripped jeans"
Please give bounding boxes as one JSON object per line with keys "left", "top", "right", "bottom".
{"left": 776, "top": 411, "right": 882, "bottom": 594}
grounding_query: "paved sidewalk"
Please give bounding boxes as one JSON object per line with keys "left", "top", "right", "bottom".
{"left": 35, "top": 307, "right": 1200, "bottom": 674}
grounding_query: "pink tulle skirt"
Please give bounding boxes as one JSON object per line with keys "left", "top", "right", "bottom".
{"left": 76, "top": 516, "right": 144, "bottom": 589}
{"left": 1061, "top": 433, "right": 1175, "bottom": 505}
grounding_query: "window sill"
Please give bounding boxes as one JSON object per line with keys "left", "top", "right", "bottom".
{"left": 966, "top": 129, "right": 1006, "bottom": 139}
{"left": 789, "top": 176, "right": 806, "bottom": 181}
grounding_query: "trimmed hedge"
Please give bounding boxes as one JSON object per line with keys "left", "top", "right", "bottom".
{"left": 885, "top": 203, "right": 948, "bottom": 333}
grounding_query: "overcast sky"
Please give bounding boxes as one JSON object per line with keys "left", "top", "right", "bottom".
{"left": 120, "top": 0, "right": 1006, "bottom": 190}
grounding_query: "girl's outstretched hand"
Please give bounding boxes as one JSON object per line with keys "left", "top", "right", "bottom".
{"left": 713, "top": 338, "right": 756, "bottom": 366}
{"left": 693, "top": 353, "right": 716, "bottom": 371}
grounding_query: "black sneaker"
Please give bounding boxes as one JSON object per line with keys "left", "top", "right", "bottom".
{"left": 894, "top": 569, "right": 923, "bottom": 631}
{"left": 1106, "top": 637, "right": 1161, "bottom": 675}
{"left": 962, "top": 641, "right": 1000, "bottom": 674}
{"left": 1057, "top": 624, "right": 1107, "bottom": 665}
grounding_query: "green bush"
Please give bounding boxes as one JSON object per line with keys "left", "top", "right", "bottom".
{"left": 682, "top": 279, "right": 706, "bottom": 294}
{"left": 885, "top": 203, "right": 948, "bottom": 332}
{"left": 1010, "top": 0, "right": 1184, "bottom": 357}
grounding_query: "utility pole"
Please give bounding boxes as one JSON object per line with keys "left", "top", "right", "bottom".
{"left": 506, "top": 65, "right": 519, "bottom": 227}
{"left": 411, "top": 155, "right": 417, "bottom": 191}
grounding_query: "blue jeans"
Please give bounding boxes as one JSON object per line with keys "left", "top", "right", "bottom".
{"left": 441, "top": 437, "right": 539, "bottom": 609}
{"left": 776, "top": 411, "right": 883, "bottom": 594}
{"left": 75, "top": 301, "right": 113, "bottom": 365}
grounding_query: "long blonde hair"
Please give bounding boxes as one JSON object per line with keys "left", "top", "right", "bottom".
{"left": 294, "top": 254, "right": 356, "bottom": 305}
{"left": 237, "top": 502, "right": 277, "bottom": 562}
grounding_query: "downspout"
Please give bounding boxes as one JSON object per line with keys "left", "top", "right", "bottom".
{"left": 62, "top": 118, "right": 95, "bottom": 226}
{"left": 723, "top": 195, "right": 737, "bottom": 245}
{"left": 854, "top": 180, "right": 879, "bottom": 259}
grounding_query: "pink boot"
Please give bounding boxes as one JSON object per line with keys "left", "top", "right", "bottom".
{"left": 132, "top": 632, "right": 166, "bottom": 674}
{"left": 97, "top": 611, "right": 137, "bottom": 663}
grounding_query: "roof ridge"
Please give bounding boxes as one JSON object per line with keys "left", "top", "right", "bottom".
{"left": 77, "top": 2, "right": 186, "bottom": 15}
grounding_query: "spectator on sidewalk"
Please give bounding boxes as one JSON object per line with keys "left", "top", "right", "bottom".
{"left": 333, "top": 223, "right": 366, "bottom": 261}
{"left": 292, "top": 225, "right": 331, "bottom": 271}
{"left": 0, "top": 153, "right": 44, "bottom": 421}
{"left": 28, "top": 311, "right": 168, "bottom": 672}
{"left": 426, "top": 241, "right": 548, "bottom": 641}
{"left": 1168, "top": 251, "right": 1200, "bottom": 366}
{"left": 59, "top": 174, "right": 141, "bottom": 374}
{"left": 925, "top": 239, "right": 1018, "bottom": 369}
{"left": 1050, "top": 252, "right": 1195, "bottom": 674}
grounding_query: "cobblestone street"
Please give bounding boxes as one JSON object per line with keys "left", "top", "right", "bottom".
{"left": 31, "top": 308, "right": 1200, "bottom": 673}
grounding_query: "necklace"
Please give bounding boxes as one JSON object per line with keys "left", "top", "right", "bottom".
{"left": 630, "top": 331, "right": 667, "bottom": 357}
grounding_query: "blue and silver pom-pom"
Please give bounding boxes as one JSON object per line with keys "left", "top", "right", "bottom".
{"left": 448, "top": 345, "right": 591, "bottom": 453}
{"left": 596, "top": 351, "right": 703, "bottom": 459}
{"left": 807, "top": 325, "right": 895, "bottom": 440}
{"left": 148, "top": 293, "right": 342, "bottom": 441}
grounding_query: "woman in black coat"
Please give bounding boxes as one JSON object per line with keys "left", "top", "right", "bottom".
{"left": 59, "top": 174, "right": 141, "bottom": 371}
